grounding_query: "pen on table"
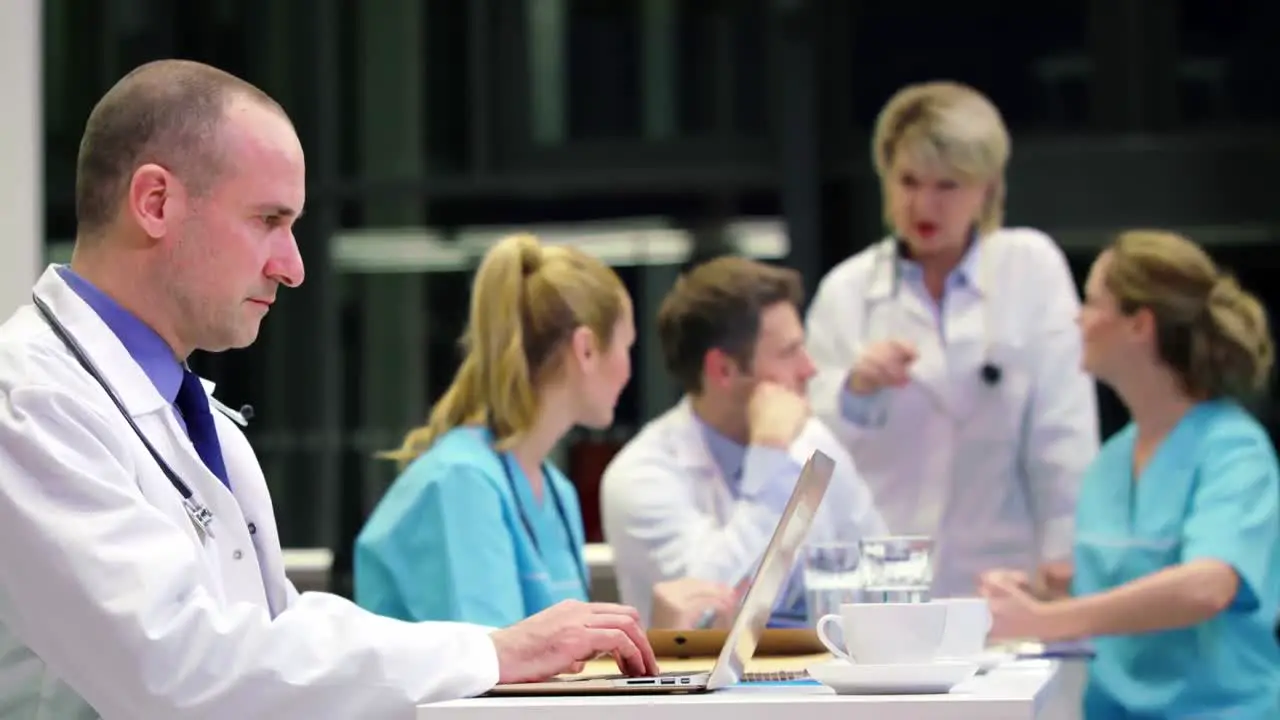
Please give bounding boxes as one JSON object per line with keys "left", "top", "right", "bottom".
{"left": 1016, "top": 648, "right": 1096, "bottom": 660}
{"left": 1014, "top": 641, "right": 1097, "bottom": 660}
{"left": 695, "top": 608, "right": 716, "bottom": 629}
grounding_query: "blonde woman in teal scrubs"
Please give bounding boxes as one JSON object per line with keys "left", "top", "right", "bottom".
{"left": 981, "top": 230, "right": 1280, "bottom": 719}
{"left": 355, "top": 233, "right": 736, "bottom": 630}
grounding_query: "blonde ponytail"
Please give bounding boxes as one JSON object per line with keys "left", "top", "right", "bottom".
{"left": 477, "top": 234, "right": 542, "bottom": 448}
{"left": 382, "top": 233, "right": 631, "bottom": 468}
{"left": 1187, "top": 274, "right": 1274, "bottom": 400}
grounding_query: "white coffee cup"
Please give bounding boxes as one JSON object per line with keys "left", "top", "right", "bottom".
{"left": 936, "top": 597, "right": 993, "bottom": 659}
{"left": 816, "top": 601, "right": 949, "bottom": 664}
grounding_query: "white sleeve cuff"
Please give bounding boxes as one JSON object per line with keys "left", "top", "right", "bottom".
{"left": 395, "top": 620, "right": 502, "bottom": 703}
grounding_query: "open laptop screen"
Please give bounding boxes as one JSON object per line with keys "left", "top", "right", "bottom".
{"left": 705, "top": 450, "right": 835, "bottom": 690}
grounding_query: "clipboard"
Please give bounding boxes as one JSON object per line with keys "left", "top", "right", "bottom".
{"left": 647, "top": 627, "right": 826, "bottom": 659}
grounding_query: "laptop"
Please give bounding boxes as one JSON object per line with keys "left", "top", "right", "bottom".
{"left": 485, "top": 449, "right": 836, "bottom": 696}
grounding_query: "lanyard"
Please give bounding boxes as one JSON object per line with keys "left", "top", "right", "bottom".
{"left": 495, "top": 451, "right": 589, "bottom": 597}
{"left": 31, "top": 293, "right": 217, "bottom": 540}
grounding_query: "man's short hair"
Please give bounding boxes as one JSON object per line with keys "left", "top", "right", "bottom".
{"left": 74, "top": 59, "right": 285, "bottom": 237}
{"left": 657, "top": 256, "right": 805, "bottom": 394}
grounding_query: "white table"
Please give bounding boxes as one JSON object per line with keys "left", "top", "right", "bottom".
{"left": 420, "top": 660, "right": 1067, "bottom": 720}
{"left": 583, "top": 543, "right": 615, "bottom": 577}
{"left": 583, "top": 543, "right": 618, "bottom": 602}
{"left": 282, "top": 547, "right": 332, "bottom": 593}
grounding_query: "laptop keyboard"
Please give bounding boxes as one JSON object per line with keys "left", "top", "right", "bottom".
{"left": 561, "top": 669, "right": 810, "bottom": 683}
{"left": 648, "top": 670, "right": 811, "bottom": 683}
{"left": 742, "top": 670, "right": 810, "bottom": 683}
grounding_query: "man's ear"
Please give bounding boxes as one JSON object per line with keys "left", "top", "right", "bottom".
{"left": 129, "top": 163, "right": 179, "bottom": 240}
{"left": 702, "top": 347, "right": 737, "bottom": 391}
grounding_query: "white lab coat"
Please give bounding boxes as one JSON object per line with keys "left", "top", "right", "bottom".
{"left": 0, "top": 267, "right": 499, "bottom": 719}
{"left": 805, "top": 228, "right": 1099, "bottom": 598}
{"left": 600, "top": 398, "right": 888, "bottom": 624}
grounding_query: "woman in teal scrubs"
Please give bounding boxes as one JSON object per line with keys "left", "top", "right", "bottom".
{"left": 353, "top": 233, "right": 637, "bottom": 627}
{"left": 980, "top": 230, "right": 1280, "bottom": 719}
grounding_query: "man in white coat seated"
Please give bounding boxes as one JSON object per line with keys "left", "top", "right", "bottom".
{"left": 600, "top": 257, "right": 889, "bottom": 628}
{"left": 0, "top": 59, "right": 657, "bottom": 720}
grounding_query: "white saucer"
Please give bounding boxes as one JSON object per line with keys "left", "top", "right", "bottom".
{"left": 943, "top": 650, "right": 1014, "bottom": 673}
{"left": 806, "top": 659, "right": 980, "bottom": 695}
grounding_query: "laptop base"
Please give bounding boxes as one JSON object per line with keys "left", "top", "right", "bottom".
{"left": 482, "top": 669, "right": 812, "bottom": 697}
{"left": 484, "top": 671, "right": 711, "bottom": 696}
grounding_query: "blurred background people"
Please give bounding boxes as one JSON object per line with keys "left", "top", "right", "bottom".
{"left": 602, "top": 256, "right": 887, "bottom": 628}
{"left": 981, "top": 230, "right": 1280, "bottom": 720}
{"left": 805, "top": 81, "right": 1099, "bottom": 598}
{"left": 354, "top": 233, "right": 634, "bottom": 627}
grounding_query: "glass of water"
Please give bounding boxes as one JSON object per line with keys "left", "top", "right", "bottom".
{"left": 856, "top": 535, "right": 935, "bottom": 603}
{"left": 802, "top": 542, "right": 863, "bottom": 626}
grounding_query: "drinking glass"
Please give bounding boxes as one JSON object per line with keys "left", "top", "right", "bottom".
{"left": 802, "top": 542, "right": 863, "bottom": 626}
{"left": 856, "top": 535, "right": 935, "bottom": 603}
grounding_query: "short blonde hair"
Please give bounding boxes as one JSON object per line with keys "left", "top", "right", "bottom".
{"left": 871, "top": 81, "right": 1011, "bottom": 235}
{"left": 381, "top": 233, "right": 629, "bottom": 467}
{"left": 1105, "top": 230, "right": 1274, "bottom": 401}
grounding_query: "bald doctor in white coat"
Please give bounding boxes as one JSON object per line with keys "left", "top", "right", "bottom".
{"left": 0, "top": 59, "right": 655, "bottom": 720}
{"left": 806, "top": 81, "right": 1099, "bottom": 599}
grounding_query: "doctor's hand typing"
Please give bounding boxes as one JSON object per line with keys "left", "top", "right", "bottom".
{"left": 847, "top": 340, "right": 918, "bottom": 394}
{"left": 747, "top": 381, "right": 811, "bottom": 448}
{"left": 489, "top": 599, "right": 660, "bottom": 684}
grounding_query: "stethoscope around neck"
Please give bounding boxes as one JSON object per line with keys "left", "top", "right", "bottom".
{"left": 866, "top": 235, "right": 1003, "bottom": 389}
{"left": 30, "top": 292, "right": 239, "bottom": 541}
{"left": 488, "top": 418, "right": 590, "bottom": 598}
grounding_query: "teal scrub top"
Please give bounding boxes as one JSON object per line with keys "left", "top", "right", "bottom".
{"left": 1073, "top": 400, "right": 1280, "bottom": 719}
{"left": 353, "top": 426, "right": 590, "bottom": 627}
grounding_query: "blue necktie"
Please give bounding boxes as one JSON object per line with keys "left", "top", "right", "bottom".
{"left": 175, "top": 369, "right": 231, "bottom": 489}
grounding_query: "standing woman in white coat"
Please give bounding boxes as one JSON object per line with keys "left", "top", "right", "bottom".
{"left": 805, "top": 80, "right": 1100, "bottom": 598}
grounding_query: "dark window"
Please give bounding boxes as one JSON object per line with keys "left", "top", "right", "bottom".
{"left": 674, "top": 0, "right": 768, "bottom": 139}
{"left": 847, "top": 2, "right": 1090, "bottom": 134}
{"left": 515, "top": 0, "right": 771, "bottom": 146}
{"left": 565, "top": 0, "right": 643, "bottom": 141}
{"left": 1175, "top": 0, "right": 1280, "bottom": 127}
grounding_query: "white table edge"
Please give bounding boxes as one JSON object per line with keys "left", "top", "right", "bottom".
{"left": 418, "top": 660, "right": 1063, "bottom": 717}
